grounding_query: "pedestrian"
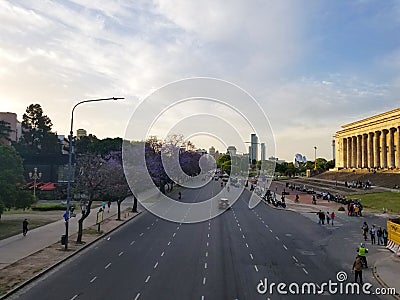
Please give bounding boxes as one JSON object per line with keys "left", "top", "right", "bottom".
{"left": 362, "top": 222, "right": 369, "bottom": 241}
{"left": 383, "top": 229, "right": 388, "bottom": 246}
{"left": 178, "top": 192, "right": 182, "bottom": 200}
{"left": 321, "top": 211, "right": 325, "bottom": 225}
{"left": 326, "top": 212, "right": 330, "bottom": 225}
{"left": 102, "top": 201, "right": 106, "bottom": 211}
{"left": 107, "top": 200, "right": 111, "bottom": 213}
{"left": 22, "top": 219, "right": 29, "bottom": 236}
{"left": 352, "top": 255, "right": 364, "bottom": 284}
{"left": 377, "top": 227, "right": 383, "bottom": 245}
{"left": 370, "top": 225, "right": 376, "bottom": 245}
{"left": 317, "top": 210, "right": 322, "bottom": 224}
{"left": 330, "top": 212, "right": 335, "bottom": 226}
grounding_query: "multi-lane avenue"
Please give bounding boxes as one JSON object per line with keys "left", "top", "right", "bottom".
{"left": 11, "top": 179, "right": 383, "bottom": 300}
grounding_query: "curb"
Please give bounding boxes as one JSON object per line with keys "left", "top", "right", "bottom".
{"left": 0, "top": 210, "right": 143, "bottom": 299}
{"left": 372, "top": 258, "right": 400, "bottom": 300}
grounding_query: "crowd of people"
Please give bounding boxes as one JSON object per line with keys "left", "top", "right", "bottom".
{"left": 347, "top": 199, "right": 363, "bottom": 217}
{"left": 344, "top": 180, "right": 372, "bottom": 189}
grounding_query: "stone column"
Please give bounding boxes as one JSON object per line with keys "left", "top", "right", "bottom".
{"left": 398, "top": 126, "right": 400, "bottom": 169}
{"left": 347, "top": 137, "right": 352, "bottom": 168}
{"left": 388, "top": 128, "right": 395, "bottom": 169}
{"left": 362, "top": 134, "right": 368, "bottom": 168}
{"left": 368, "top": 132, "right": 374, "bottom": 168}
{"left": 381, "top": 129, "right": 388, "bottom": 168}
{"left": 357, "top": 135, "right": 362, "bottom": 168}
{"left": 352, "top": 136, "right": 357, "bottom": 168}
{"left": 374, "top": 131, "right": 381, "bottom": 168}
{"left": 343, "top": 138, "right": 347, "bottom": 168}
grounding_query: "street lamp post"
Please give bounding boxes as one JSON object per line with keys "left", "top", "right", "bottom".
{"left": 64, "top": 97, "right": 124, "bottom": 250}
{"left": 29, "top": 167, "right": 42, "bottom": 200}
{"left": 314, "top": 146, "right": 317, "bottom": 170}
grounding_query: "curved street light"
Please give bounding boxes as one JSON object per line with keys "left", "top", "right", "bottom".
{"left": 64, "top": 97, "right": 124, "bottom": 250}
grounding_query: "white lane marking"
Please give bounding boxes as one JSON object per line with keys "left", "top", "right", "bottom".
{"left": 173, "top": 232, "right": 176, "bottom": 237}
{"left": 303, "top": 268, "right": 309, "bottom": 275}
{"left": 207, "top": 242, "right": 209, "bottom": 247}
{"left": 242, "top": 234, "right": 245, "bottom": 239}
{"left": 265, "top": 224, "right": 269, "bottom": 228}
{"left": 105, "top": 263, "right": 111, "bottom": 269}
{"left": 140, "top": 233, "right": 144, "bottom": 236}
{"left": 254, "top": 265, "right": 259, "bottom": 272}
{"left": 207, "top": 233, "right": 210, "bottom": 238}
{"left": 206, "top": 251, "right": 208, "bottom": 257}
{"left": 156, "top": 218, "right": 159, "bottom": 222}
{"left": 203, "top": 277, "right": 206, "bottom": 285}
{"left": 204, "top": 263, "right": 208, "bottom": 269}
{"left": 177, "top": 226, "right": 180, "bottom": 230}
{"left": 201, "top": 296, "right": 205, "bottom": 300}
{"left": 130, "top": 241, "right": 135, "bottom": 245}
{"left": 245, "top": 243, "right": 249, "bottom": 248}
{"left": 90, "top": 276, "right": 97, "bottom": 283}
{"left": 237, "top": 223, "right": 240, "bottom": 227}
{"left": 147, "top": 227, "right": 150, "bottom": 230}
{"left": 275, "top": 236, "right": 280, "bottom": 241}
{"left": 283, "top": 244, "right": 288, "bottom": 250}
{"left": 154, "top": 262, "right": 159, "bottom": 269}
{"left": 107, "top": 237, "right": 111, "bottom": 241}
{"left": 119, "top": 251, "right": 124, "bottom": 256}
{"left": 145, "top": 275, "right": 151, "bottom": 283}
{"left": 168, "top": 241, "right": 171, "bottom": 246}
{"left": 70, "top": 295, "right": 78, "bottom": 300}
{"left": 262, "top": 220, "right": 265, "bottom": 223}
{"left": 269, "top": 229, "right": 273, "bottom": 233}
{"left": 134, "top": 293, "right": 140, "bottom": 300}
{"left": 161, "top": 251, "right": 165, "bottom": 257}
{"left": 292, "top": 256, "right": 298, "bottom": 263}
{"left": 250, "top": 253, "right": 254, "bottom": 260}
{"left": 239, "top": 228, "right": 242, "bottom": 232}
{"left": 151, "top": 223, "right": 154, "bottom": 226}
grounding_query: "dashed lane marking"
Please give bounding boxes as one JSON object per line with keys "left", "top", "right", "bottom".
{"left": 292, "top": 256, "right": 298, "bottom": 263}
{"left": 105, "top": 263, "right": 111, "bottom": 269}
{"left": 145, "top": 275, "right": 151, "bottom": 283}
{"left": 119, "top": 251, "right": 124, "bottom": 256}
{"left": 203, "top": 277, "right": 206, "bottom": 285}
{"left": 134, "top": 293, "right": 140, "bottom": 300}
{"left": 173, "top": 232, "right": 176, "bottom": 237}
{"left": 242, "top": 234, "right": 245, "bottom": 239}
{"left": 245, "top": 243, "right": 249, "bottom": 248}
{"left": 168, "top": 241, "right": 171, "bottom": 246}
{"left": 204, "top": 262, "right": 208, "bottom": 269}
{"left": 147, "top": 227, "right": 150, "bottom": 230}
{"left": 269, "top": 229, "right": 273, "bottom": 233}
{"left": 130, "top": 241, "right": 135, "bottom": 246}
{"left": 161, "top": 251, "right": 165, "bottom": 257}
{"left": 283, "top": 245, "right": 288, "bottom": 250}
{"left": 90, "top": 276, "right": 97, "bottom": 283}
{"left": 275, "top": 236, "right": 280, "bottom": 241}
{"left": 250, "top": 253, "right": 254, "bottom": 260}
{"left": 206, "top": 251, "right": 208, "bottom": 257}
{"left": 207, "top": 242, "right": 209, "bottom": 247}
{"left": 154, "top": 262, "right": 159, "bottom": 269}
{"left": 140, "top": 233, "right": 144, "bottom": 236}
{"left": 303, "top": 268, "right": 309, "bottom": 275}
{"left": 70, "top": 295, "right": 78, "bottom": 300}
{"left": 254, "top": 265, "right": 259, "bottom": 272}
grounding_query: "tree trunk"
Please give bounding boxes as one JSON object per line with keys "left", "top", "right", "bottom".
{"left": 117, "top": 199, "right": 122, "bottom": 220}
{"left": 132, "top": 195, "right": 138, "bottom": 213}
{"left": 76, "top": 200, "right": 92, "bottom": 243}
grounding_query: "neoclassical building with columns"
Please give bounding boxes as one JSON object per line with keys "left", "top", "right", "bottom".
{"left": 334, "top": 108, "right": 400, "bottom": 170}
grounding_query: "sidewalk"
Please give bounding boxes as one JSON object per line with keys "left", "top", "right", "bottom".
{"left": 0, "top": 201, "right": 132, "bottom": 270}
{"left": 262, "top": 184, "right": 400, "bottom": 298}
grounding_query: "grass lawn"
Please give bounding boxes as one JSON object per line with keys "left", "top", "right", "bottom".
{"left": 0, "top": 219, "right": 56, "bottom": 240}
{"left": 350, "top": 191, "right": 400, "bottom": 214}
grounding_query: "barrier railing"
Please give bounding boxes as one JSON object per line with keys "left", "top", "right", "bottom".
{"left": 387, "top": 219, "right": 400, "bottom": 256}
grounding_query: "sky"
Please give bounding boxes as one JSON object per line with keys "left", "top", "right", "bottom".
{"left": 1, "top": 0, "right": 399, "bottom": 162}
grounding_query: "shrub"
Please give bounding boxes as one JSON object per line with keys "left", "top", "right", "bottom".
{"left": 31, "top": 203, "right": 69, "bottom": 211}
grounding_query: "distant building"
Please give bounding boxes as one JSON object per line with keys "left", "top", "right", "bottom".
{"left": 0, "top": 112, "right": 21, "bottom": 145}
{"left": 227, "top": 146, "right": 237, "bottom": 155}
{"left": 209, "top": 146, "right": 216, "bottom": 157}
{"left": 196, "top": 149, "right": 207, "bottom": 155}
{"left": 269, "top": 156, "right": 285, "bottom": 164}
{"left": 58, "top": 135, "right": 69, "bottom": 155}
{"left": 76, "top": 128, "right": 87, "bottom": 139}
{"left": 250, "top": 133, "right": 258, "bottom": 162}
{"left": 260, "top": 143, "right": 266, "bottom": 161}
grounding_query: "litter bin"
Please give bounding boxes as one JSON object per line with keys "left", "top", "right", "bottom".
{"left": 61, "top": 235, "right": 66, "bottom": 245}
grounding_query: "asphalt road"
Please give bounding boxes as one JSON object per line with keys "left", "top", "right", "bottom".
{"left": 10, "top": 179, "right": 385, "bottom": 300}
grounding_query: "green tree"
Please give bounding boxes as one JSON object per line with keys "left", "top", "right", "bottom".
{"left": 16, "top": 104, "right": 60, "bottom": 155}
{"left": 0, "top": 145, "right": 33, "bottom": 216}
{"left": 216, "top": 154, "right": 231, "bottom": 168}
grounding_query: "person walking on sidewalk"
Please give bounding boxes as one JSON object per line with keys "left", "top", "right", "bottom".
{"left": 370, "top": 225, "right": 376, "bottom": 245}
{"left": 377, "top": 226, "right": 383, "bottom": 245}
{"left": 326, "top": 212, "right": 330, "bottom": 225}
{"left": 22, "top": 219, "right": 29, "bottom": 236}
{"left": 352, "top": 255, "right": 363, "bottom": 284}
{"left": 383, "top": 228, "right": 388, "bottom": 246}
{"left": 330, "top": 212, "right": 335, "bottom": 226}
